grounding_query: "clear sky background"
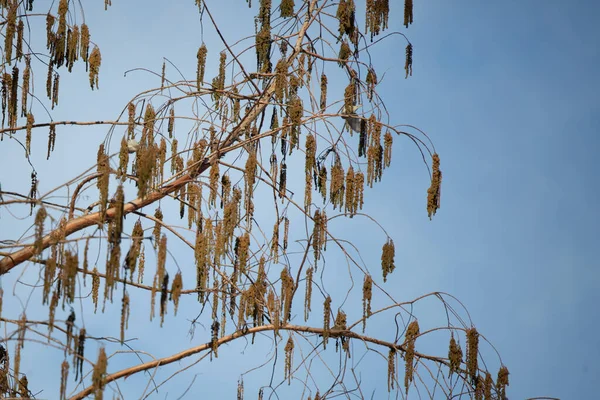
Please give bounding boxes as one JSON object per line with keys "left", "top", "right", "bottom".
{"left": 1, "top": 1, "right": 599, "bottom": 399}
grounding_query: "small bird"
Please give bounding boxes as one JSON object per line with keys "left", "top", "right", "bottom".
{"left": 341, "top": 104, "right": 362, "bottom": 133}
{"left": 127, "top": 139, "right": 140, "bottom": 153}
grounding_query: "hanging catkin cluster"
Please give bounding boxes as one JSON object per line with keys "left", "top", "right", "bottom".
{"left": 381, "top": 238, "right": 395, "bottom": 282}
{"left": 427, "top": 153, "right": 442, "bottom": 219}
{"left": 362, "top": 275, "right": 372, "bottom": 332}
{"left": 387, "top": 348, "right": 396, "bottom": 391}
{"left": 284, "top": 336, "right": 294, "bottom": 384}
{"left": 336, "top": 0, "right": 356, "bottom": 43}
{"left": 280, "top": 267, "right": 294, "bottom": 324}
{"left": 466, "top": 327, "right": 479, "bottom": 384}
{"left": 344, "top": 166, "right": 364, "bottom": 216}
{"left": 404, "top": 320, "right": 419, "bottom": 394}
{"left": 366, "top": 115, "right": 383, "bottom": 187}
{"left": 365, "top": 0, "right": 390, "bottom": 40}
{"left": 448, "top": 333, "right": 463, "bottom": 376}
{"left": 312, "top": 210, "right": 327, "bottom": 264}
{"left": 330, "top": 159, "right": 345, "bottom": 209}
{"left": 256, "top": 0, "right": 272, "bottom": 73}
{"left": 304, "top": 134, "right": 317, "bottom": 211}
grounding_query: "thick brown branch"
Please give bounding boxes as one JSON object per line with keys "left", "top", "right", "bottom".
{"left": 68, "top": 323, "right": 446, "bottom": 400}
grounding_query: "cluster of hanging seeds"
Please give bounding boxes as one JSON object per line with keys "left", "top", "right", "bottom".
{"left": 404, "top": 320, "right": 419, "bottom": 394}
{"left": 322, "top": 295, "right": 331, "bottom": 349}
{"left": 256, "top": 0, "right": 272, "bottom": 73}
{"left": 387, "top": 348, "right": 396, "bottom": 391}
{"left": 381, "top": 238, "right": 395, "bottom": 282}
{"left": 466, "top": 327, "right": 479, "bottom": 384}
{"left": 304, "top": 267, "right": 313, "bottom": 321}
{"left": 448, "top": 333, "right": 463, "bottom": 376}
{"left": 365, "top": 0, "right": 390, "bottom": 40}
{"left": 344, "top": 166, "right": 365, "bottom": 216}
{"left": 92, "top": 348, "right": 107, "bottom": 399}
{"left": 312, "top": 209, "right": 327, "bottom": 264}
{"left": 496, "top": 366, "right": 510, "bottom": 398}
{"left": 212, "top": 52, "right": 227, "bottom": 103}
{"left": 304, "top": 134, "right": 317, "bottom": 211}
{"left": 280, "top": 267, "right": 294, "bottom": 323}
{"left": 330, "top": 158, "right": 345, "bottom": 210}
{"left": 404, "top": 0, "right": 413, "bottom": 28}
{"left": 405, "top": 43, "right": 413, "bottom": 78}
{"left": 362, "top": 274, "right": 372, "bottom": 332}
{"left": 120, "top": 291, "right": 130, "bottom": 343}
{"left": 284, "top": 336, "right": 294, "bottom": 384}
{"left": 427, "top": 153, "right": 442, "bottom": 219}
{"left": 366, "top": 115, "right": 383, "bottom": 187}
{"left": 336, "top": 0, "right": 356, "bottom": 43}
{"left": 96, "top": 144, "right": 110, "bottom": 222}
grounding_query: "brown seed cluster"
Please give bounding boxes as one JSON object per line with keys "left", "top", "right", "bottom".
{"left": 92, "top": 347, "right": 107, "bottom": 400}
{"left": 366, "top": 115, "right": 383, "bottom": 187}
{"left": 387, "top": 348, "right": 395, "bottom": 391}
{"left": 312, "top": 209, "right": 327, "bottom": 264}
{"left": 362, "top": 275, "right": 372, "bottom": 332}
{"left": 405, "top": 43, "right": 413, "bottom": 78}
{"left": 366, "top": 0, "right": 389, "bottom": 40}
{"left": 466, "top": 327, "right": 479, "bottom": 384}
{"left": 284, "top": 336, "right": 294, "bottom": 384}
{"left": 304, "top": 267, "right": 313, "bottom": 321}
{"left": 322, "top": 295, "right": 331, "bottom": 349}
{"left": 404, "top": 0, "right": 413, "bottom": 28}
{"left": 319, "top": 74, "right": 328, "bottom": 111}
{"left": 404, "top": 320, "right": 419, "bottom": 394}
{"left": 330, "top": 159, "right": 345, "bottom": 210}
{"left": 381, "top": 238, "right": 395, "bottom": 282}
{"left": 496, "top": 366, "right": 509, "bottom": 399}
{"left": 427, "top": 153, "right": 442, "bottom": 219}
{"left": 448, "top": 333, "right": 463, "bottom": 376}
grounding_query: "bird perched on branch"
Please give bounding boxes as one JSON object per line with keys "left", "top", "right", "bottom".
{"left": 127, "top": 139, "right": 140, "bottom": 153}
{"left": 341, "top": 104, "right": 362, "bottom": 133}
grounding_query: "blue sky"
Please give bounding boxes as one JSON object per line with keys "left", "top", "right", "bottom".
{"left": 1, "top": 0, "right": 598, "bottom": 399}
